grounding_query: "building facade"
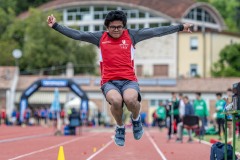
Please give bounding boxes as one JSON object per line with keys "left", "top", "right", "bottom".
{"left": 13, "top": 0, "right": 240, "bottom": 124}
{"left": 19, "top": 0, "right": 240, "bottom": 79}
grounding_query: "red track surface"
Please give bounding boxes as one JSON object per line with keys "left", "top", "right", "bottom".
{"left": 0, "top": 125, "right": 219, "bottom": 160}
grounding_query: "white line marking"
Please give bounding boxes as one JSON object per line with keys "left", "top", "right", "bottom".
{"left": 8, "top": 133, "right": 99, "bottom": 160}
{"left": 146, "top": 131, "right": 167, "bottom": 160}
{"left": 0, "top": 133, "right": 52, "bottom": 143}
{"left": 86, "top": 140, "right": 113, "bottom": 160}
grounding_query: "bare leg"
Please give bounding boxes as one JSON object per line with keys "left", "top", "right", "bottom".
{"left": 123, "top": 88, "right": 140, "bottom": 119}
{"left": 106, "top": 90, "right": 123, "bottom": 126}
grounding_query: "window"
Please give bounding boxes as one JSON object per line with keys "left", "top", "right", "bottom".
{"left": 139, "top": 12, "right": 145, "bottom": 18}
{"left": 204, "top": 11, "right": 215, "bottom": 23}
{"left": 190, "top": 64, "right": 198, "bottom": 77}
{"left": 130, "top": 24, "right": 136, "bottom": 29}
{"left": 67, "top": 9, "right": 77, "bottom": 13}
{"left": 83, "top": 26, "right": 89, "bottom": 31}
{"left": 94, "top": 14, "right": 100, "bottom": 19}
{"left": 150, "top": 23, "right": 159, "bottom": 28}
{"left": 106, "top": 7, "right": 117, "bottom": 11}
{"left": 150, "top": 100, "right": 156, "bottom": 106}
{"left": 130, "top": 12, "right": 137, "bottom": 18}
{"left": 76, "top": 15, "right": 82, "bottom": 20}
{"left": 197, "top": 8, "right": 202, "bottom": 21}
{"left": 184, "top": 8, "right": 216, "bottom": 24}
{"left": 80, "top": 7, "right": 90, "bottom": 12}
{"left": 190, "top": 37, "right": 198, "bottom": 50}
{"left": 185, "top": 9, "right": 194, "bottom": 19}
{"left": 67, "top": 15, "right": 74, "bottom": 21}
{"left": 139, "top": 24, "right": 144, "bottom": 29}
{"left": 94, "top": 25, "right": 100, "bottom": 31}
{"left": 94, "top": 7, "right": 104, "bottom": 11}
{"left": 153, "top": 65, "right": 168, "bottom": 76}
{"left": 161, "top": 22, "right": 171, "bottom": 26}
{"left": 94, "top": 25, "right": 104, "bottom": 31}
{"left": 80, "top": 26, "right": 89, "bottom": 31}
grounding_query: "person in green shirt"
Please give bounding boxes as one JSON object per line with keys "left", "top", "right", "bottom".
{"left": 156, "top": 101, "right": 166, "bottom": 130}
{"left": 215, "top": 92, "right": 226, "bottom": 140}
{"left": 193, "top": 92, "right": 209, "bottom": 137}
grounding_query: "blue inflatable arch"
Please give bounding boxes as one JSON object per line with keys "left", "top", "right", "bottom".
{"left": 19, "top": 79, "right": 89, "bottom": 123}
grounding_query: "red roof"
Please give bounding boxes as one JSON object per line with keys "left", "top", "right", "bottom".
{"left": 19, "top": 0, "right": 195, "bottom": 19}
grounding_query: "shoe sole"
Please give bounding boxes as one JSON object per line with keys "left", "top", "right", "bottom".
{"left": 133, "top": 130, "right": 144, "bottom": 140}
{"left": 114, "top": 138, "right": 125, "bottom": 147}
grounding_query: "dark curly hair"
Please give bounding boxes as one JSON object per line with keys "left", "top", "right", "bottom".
{"left": 104, "top": 10, "right": 127, "bottom": 27}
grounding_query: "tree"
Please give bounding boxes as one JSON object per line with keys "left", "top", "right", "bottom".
{"left": 211, "top": 43, "right": 240, "bottom": 77}
{"left": 0, "top": 7, "right": 15, "bottom": 36}
{"left": 2, "top": 8, "right": 97, "bottom": 75}
{"left": 197, "top": 0, "right": 240, "bottom": 32}
{"left": 0, "top": 0, "right": 17, "bottom": 13}
{"left": 0, "top": 0, "right": 52, "bottom": 15}
{"left": 0, "top": 6, "right": 19, "bottom": 66}
{"left": 0, "top": 40, "right": 19, "bottom": 66}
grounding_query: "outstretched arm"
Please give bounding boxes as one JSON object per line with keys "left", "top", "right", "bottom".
{"left": 129, "top": 23, "right": 193, "bottom": 45}
{"left": 47, "top": 14, "right": 103, "bottom": 47}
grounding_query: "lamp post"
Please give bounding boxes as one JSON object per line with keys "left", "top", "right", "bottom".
{"left": 12, "top": 49, "right": 22, "bottom": 66}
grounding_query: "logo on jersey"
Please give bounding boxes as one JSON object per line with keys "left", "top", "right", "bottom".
{"left": 119, "top": 40, "right": 129, "bottom": 49}
{"left": 102, "top": 41, "right": 111, "bottom": 44}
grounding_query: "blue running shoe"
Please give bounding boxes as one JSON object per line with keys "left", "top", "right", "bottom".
{"left": 114, "top": 127, "right": 125, "bottom": 146}
{"left": 131, "top": 115, "right": 144, "bottom": 140}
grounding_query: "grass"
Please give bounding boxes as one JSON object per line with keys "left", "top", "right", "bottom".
{"left": 203, "top": 134, "right": 240, "bottom": 153}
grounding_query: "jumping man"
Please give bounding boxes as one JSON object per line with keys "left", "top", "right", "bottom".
{"left": 47, "top": 10, "right": 193, "bottom": 146}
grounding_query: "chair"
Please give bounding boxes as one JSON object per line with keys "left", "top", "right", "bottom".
{"left": 182, "top": 115, "right": 201, "bottom": 143}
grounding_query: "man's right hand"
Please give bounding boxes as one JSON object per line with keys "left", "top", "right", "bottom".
{"left": 47, "top": 14, "right": 56, "bottom": 28}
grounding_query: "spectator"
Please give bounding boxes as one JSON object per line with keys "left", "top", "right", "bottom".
{"left": 11, "top": 109, "right": 17, "bottom": 125}
{"left": 167, "top": 92, "right": 180, "bottom": 140}
{"left": 178, "top": 93, "right": 185, "bottom": 120}
{"left": 156, "top": 101, "right": 166, "bottom": 130}
{"left": 224, "top": 88, "right": 233, "bottom": 140}
{"left": 60, "top": 109, "right": 65, "bottom": 124}
{"left": 40, "top": 107, "right": 46, "bottom": 126}
{"left": 176, "top": 96, "right": 195, "bottom": 142}
{"left": 34, "top": 109, "right": 40, "bottom": 125}
{"left": 151, "top": 109, "right": 158, "bottom": 127}
{"left": 140, "top": 112, "right": 147, "bottom": 127}
{"left": 97, "top": 109, "right": 102, "bottom": 126}
{"left": 24, "top": 108, "right": 31, "bottom": 125}
{"left": 193, "top": 92, "right": 209, "bottom": 138}
{"left": 1, "top": 108, "right": 6, "bottom": 125}
{"left": 68, "top": 108, "right": 81, "bottom": 135}
{"left": 215, "top": 92, "right": 225, "bottom": 140}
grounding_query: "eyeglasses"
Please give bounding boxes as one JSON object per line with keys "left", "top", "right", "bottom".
{"left": 108, "top": 25, "right": 124, "bottom": 31}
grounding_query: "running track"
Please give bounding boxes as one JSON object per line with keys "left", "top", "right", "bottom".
{"left": 0, "top": 125, "right": 217, "bottom": 160}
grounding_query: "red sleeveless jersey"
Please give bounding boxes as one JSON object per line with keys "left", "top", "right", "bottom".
{"left": 99, "top": 30, "right": 137, "bottom": 85}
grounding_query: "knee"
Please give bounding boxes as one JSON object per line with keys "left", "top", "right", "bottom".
{"left": 108, "top": 96, "right": 122, "bottom": 108}
{"left": 124, "top": 97, "right": 138, "bottom": 110}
